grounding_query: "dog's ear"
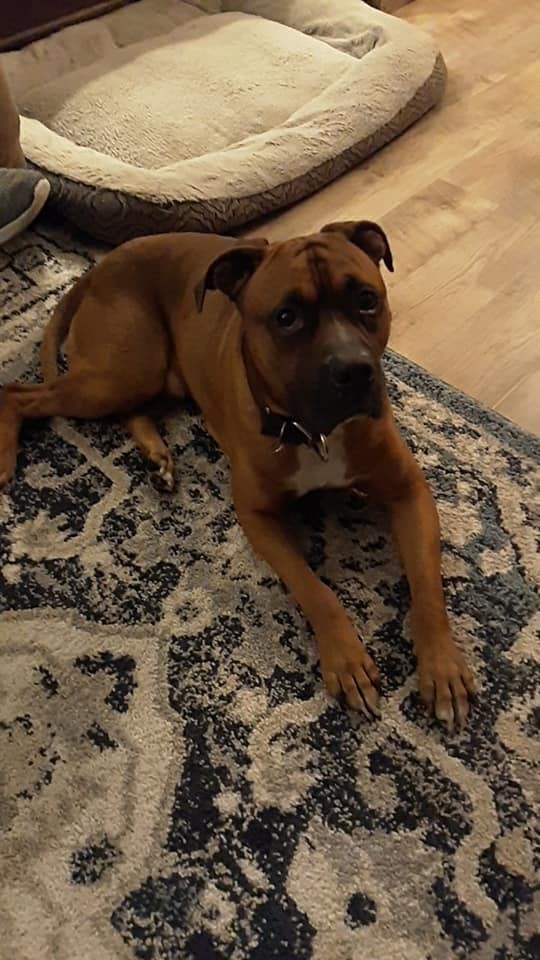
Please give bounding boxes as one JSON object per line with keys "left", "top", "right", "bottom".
{"left": 195, "top": 241, "right": 268, "bottom": 312}
{"left": 321, "top": 220, "right": 394, "bottom": 272}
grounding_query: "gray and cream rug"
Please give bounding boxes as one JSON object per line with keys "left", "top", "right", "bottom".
{"left": 1, "top": 225, "right": 538, "bottom": 960}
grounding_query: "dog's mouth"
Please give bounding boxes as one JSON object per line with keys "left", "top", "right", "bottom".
{"left": 291, "top": 378, "right": 383, "bottom": 439}
{"left": 315, "top": 396, "right": 381, "bottom": 437}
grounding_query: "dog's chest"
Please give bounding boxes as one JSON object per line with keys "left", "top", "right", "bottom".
{"left": 286, "top": 425, "right": 352, "bottom": 497}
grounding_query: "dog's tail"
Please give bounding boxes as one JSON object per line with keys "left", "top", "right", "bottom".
{"left": 40, "top": 269, "right": 92, "bottom": 380}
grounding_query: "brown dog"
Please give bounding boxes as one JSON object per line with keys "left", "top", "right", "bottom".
{"left": 0, "top": 223, "right": 475, "bottom": 728}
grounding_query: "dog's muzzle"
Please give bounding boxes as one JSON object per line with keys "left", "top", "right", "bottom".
{"left": 302, "top": 352, "right": 381, "bottom": 436}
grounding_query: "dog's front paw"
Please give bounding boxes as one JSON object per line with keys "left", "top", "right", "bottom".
{"left": 418, "top": 644, "right": 476, "bottom": 731}
{"left": 318, "top": 629, "right": 380, "bottom": 718}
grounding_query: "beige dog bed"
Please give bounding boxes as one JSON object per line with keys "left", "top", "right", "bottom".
{"left": 2, "top": 0, "right": 445, "bottom": 243}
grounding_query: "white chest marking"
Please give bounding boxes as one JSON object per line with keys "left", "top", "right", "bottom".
{"left": 287, "top": 424, "right": 351, "bottom": 497}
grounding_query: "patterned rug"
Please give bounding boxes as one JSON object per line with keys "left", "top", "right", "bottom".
{"left": 1, "top": 225, "right": 538, "bottom": 960}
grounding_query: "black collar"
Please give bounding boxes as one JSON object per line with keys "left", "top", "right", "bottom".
{"left": 259, "top": 406, "right": 329, "bottom": 460}
{"left": 242, "top": 339, "right": 329, "bottom": 461}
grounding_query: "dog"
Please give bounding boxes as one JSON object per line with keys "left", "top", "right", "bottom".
{"left": 0, "top": 222, "right": 475, "bottom": 729}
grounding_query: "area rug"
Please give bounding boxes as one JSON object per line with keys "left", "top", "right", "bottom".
{"left": 0, "top": 225, "right": 538, "bottom": 960}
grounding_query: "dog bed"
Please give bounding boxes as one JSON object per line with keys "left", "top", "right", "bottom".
{"left": 2, "top": 1, "right": 446, "bottom": 243}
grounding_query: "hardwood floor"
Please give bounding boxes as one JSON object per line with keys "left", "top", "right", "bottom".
{"left": 247, "top": 0, "right": 540, "bottom": 434}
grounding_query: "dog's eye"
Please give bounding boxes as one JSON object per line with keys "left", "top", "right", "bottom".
{"left": 356, "top": 290, "right": 379, "bottom": 314}
{"left": 274, "top": 306, "right": 304, "bottom": 335}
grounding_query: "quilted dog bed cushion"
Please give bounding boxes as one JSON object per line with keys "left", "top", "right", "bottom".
{"left": 3, "top": 0, "right": 445, "bottom": 243}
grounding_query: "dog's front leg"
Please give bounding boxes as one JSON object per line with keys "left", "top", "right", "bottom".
{"left": 234, "top": 490, "right": 380, "bottom": 716}
{"left": 387, "top": 472, "right": 476, "bottom": 730}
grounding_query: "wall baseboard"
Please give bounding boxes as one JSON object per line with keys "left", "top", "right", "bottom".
{"left": 0, "top": 1, "right": 134, "bottom": 52}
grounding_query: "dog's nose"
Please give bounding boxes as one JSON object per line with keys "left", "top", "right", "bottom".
{"left": 327, "top": 356, "right": 375, "bottom": 392}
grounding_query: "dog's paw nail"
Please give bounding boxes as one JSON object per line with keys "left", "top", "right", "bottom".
{"left": 361, "top": 689, "right": 380, "bottom": 718}
{"left": 435, "top": 702, "right": 454, "bottom": 732}
{"left": 149, "top": 459, "right": 175, "bottom": 491}
{"left": 160, "top": 468, "right": 174, "bottom": 490}
{"left": 361, "top": 703, "right": 381, "bottom": 721}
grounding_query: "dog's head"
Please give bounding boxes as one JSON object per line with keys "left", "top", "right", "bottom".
{"left": 195, "top": 221, "right": 394, "bottom": 437}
